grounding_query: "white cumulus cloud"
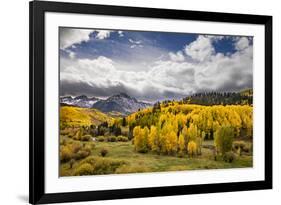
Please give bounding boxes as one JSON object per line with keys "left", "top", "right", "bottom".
{"left": 235, "top": 36, "right": 250, "bottom": 51}
{"left": 184, "top": 35, "right": 215, "bottom": 62}
{"left": 60, "top": 28, "right": 94, "bottom": 50}
{"left": 169, "top": 51, "right": 185, "bottom": 62}
{"left": 118, "top": 31, "right": 124, "bottom": 37}
{"left": 95, "top": 30, "right": 112, "bottom": 40}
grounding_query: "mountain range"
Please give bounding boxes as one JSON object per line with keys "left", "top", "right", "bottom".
{"left": 60, "top": 93, "right": 152, "bottom": 115}
{"left": 60, "top": 95, "right": 99, "bottom": 108}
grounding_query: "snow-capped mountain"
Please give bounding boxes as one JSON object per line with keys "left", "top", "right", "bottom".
{"left": 60, "top": 95, "right": 99, "bottom": 108}
{"left": 92, "top": 93, "right": 151, "bottom": 114}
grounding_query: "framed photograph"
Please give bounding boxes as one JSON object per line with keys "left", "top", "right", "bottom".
{"left": 29, "top": 0, "right": 272, "bottom": 204}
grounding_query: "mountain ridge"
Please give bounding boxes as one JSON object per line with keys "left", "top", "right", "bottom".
{"left": 60, "top": 95, "right": 100, "bottom": 108}
{"left": 60, "top": 93, "right": 152, "bottom": 114}
{"left": 92, "top": 93, "right": 151, "bottom": 115}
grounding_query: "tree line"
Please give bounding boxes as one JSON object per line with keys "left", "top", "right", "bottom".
{"left": 181, "top": 90, "right": 253, "bottom": 106}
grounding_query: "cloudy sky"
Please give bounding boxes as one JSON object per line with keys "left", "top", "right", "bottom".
{"left": 59, "top": 27, "right": 253, "bottom": 102}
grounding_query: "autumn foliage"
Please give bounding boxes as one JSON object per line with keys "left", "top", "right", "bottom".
{"left": 131, "top": 104, "right": 252, "bottom": 156}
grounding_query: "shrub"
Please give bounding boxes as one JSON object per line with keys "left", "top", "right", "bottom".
{"left": 233, "top": 141, "right": 246, "bottom": 150}
{"left": 100, "top": 148, "right": 108, "bottom": 157}
{"left": 96, "top": 136, "right": 105, "bottom": 142}
{"left": 75, "top": 149, "right": 90, "bottom": 160}
{"left": 233, "top": 140, "right": 247, "bottom": 155}
{"left": 117, "top": 135, "right": 129, "bottom": 142}
{"left": 73, "top": 129, "right": 83, "bottom": 140}
{"left": 84, "top": 142, "right": 95, "bottom": 150}
{"left": 60, "top": 129, "right": 69, "bottom": 135}
{"left": 70, "top": 142, "right": 82, "bottom": 153}
{"left": 223, "top": 151, "right": 236, "bottom": 163}
{"left": 107, "top": 136, "right": 117, "bottom": 142}
{"left": 73, "top": 163, "right": 93, "bottom": 176}
{"left": 243, "top": 144, "right": 251, "bottom": 153}
{"left": 81, "top": 134, "right": 92, "bottom": 141}
{"left": 187, "top": 141, "right": 197, "bottom": 157}
{"left": 177, "top": 152, "right": 184, "bottom": 158}
{"left": 60, "top": 138, "right": 66, "bottom": 145}
{"left": 69, "top": 159, "right": 75, "bottom": 169}
{"left": 113, "top": 127, "right": 122, "bottom": 136}
{"left": 76, "top": 156, "right": 126, "bottom": 175}
{"left": 60, "top": 145, "right": 73, "bottom": 162}
{"left": 60, "top": 141, "right": 93, "bottom": 162}
{"left": 214, "top": 126, "right": 234, "bottom": 155}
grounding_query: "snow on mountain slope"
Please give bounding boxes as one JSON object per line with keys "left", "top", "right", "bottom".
{"left": 92, "top": 93, "right": 151, "bottom": 114}
{"left": 60, "top": 95, "right": 99, "bottom": 108}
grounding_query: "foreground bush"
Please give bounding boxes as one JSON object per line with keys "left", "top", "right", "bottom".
{"left": 100, "top": 148, "right": 108, "bottom": 157}
{"left": 73, "top": 163, "right": 93, "bottom": 175}
{"left": 242, "top": 143, "right": 252, "bottom": 153}
{"left": 233, "top": 140, "right": 246, "bottom": 155}
{"left": 81, "top": 134, "right": 92, "bottom": 141}
{"left": 75, "top": 149, "right": 90, "bottom": 160}
{"left": 73, "top": 156, "right": 126, "bottom": 176}
{"left": 96, "top": 136, "right": 105, "bottom": 142}
{"left": 60, "top": 146, "right": 73, "bottom": 162}
{"left": 233, "top": 141, "right": 246, "bottom": 150}
{"left": 60, "top": 142, "right": 81, "bottom": 162}
{"left": 117, "top": 135, "right": 129, "bottom": 142}
{"left": 107, "top": 136, "right": 117, "bottom": 142}
{"left": 60, "top": 141, "right": 93, "bottom": 162}
{"left": 223, "top": 151, "right": 236, "bottom": 163}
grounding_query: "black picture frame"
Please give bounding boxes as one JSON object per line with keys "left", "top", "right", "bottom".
{"left": 29, "top": 1, "right": 272, "bottom": 204}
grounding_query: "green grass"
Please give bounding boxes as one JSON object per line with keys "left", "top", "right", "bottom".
{"left": 60, "top": 140, "right": 253, "bottom": 176}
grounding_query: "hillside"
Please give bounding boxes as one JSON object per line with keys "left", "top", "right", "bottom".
{"left": 181, "top": 89, "right": 253, "bottom": 106}
{"left": 60, "top": 105, "right": 113, "bottom": 127}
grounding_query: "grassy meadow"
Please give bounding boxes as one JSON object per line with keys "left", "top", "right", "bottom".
{"left": 60, "top": 140, "right": 252, "bottom": 176}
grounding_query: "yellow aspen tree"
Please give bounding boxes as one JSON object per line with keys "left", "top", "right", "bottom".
{"left": 141, "top": 126, "right": 149, "bottom": 153}
{"left": 187, "top": 141, "right": 197, "bottom": 157}
{"left": 201, "top": 131, "right": 206, "bottom": 140}
{"left": 181, "top": 125, "right": 188, "bottom": 150}
{"left": 178, "top": 133, "right": 185, "bottom": 154}
{"left": 148, "top": 125, "right": 158, "bottom": 152}
{"left": 133, "top": 126, "right": 141, "bottom": 151}
{"left": 159, "top": 121, "right": 172, "bottom": 154}
{"left": 187, "top": 123, "right": 198, "bottom": 142}
{"left": 133, "top": 126, "right": 149, "bottom": 153}
{"left": 166, "top": 130, "right": 178, "bottom": 155}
